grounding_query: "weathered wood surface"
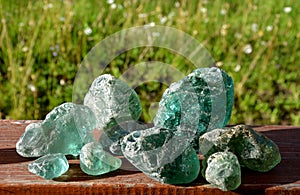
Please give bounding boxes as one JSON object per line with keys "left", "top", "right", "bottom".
{"left": 0, "top": 120, "right": 299, "bottom": 195}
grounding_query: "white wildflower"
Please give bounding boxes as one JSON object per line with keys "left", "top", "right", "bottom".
{"left": 22, "top": 46, "right": 28, "bottom": 53}
{"left": 283, "top": 6, "right": 292, "bottom": 13}
{"left": 147, "top": 22, "right": 155, "bottom": 27}
{"left": 243, "top": 44, "right": 253, "bottom": 54}
{"left": 220, "top": 9, "right": 227, "bottom": 15}
{"left": 251, "top": 23, "right": 258, "bottom": 32}
{"left": 200, "top": 7, "right": 207, "bottom": 14}
{"left": 221, "top": 23, "right": 229, "bottom": 36}
{"left": 234, "top": 64, "right": 241, "bottom": 72}
{"left": 60, "top": 79, "right": 66, "bottom": 86}
{"left": 160, "top": 16, "right": 167, "bottom": 24}
{"left": 107, "top": 0, "right": 114, "bottom": 4}
{"left": 111, "top": 3, "right": 117, "bottom": 9}
{"left": 216, "top": 61, "right": 223, "bottom": 67}
{"left": 175, "top": 2, "right": 180, "bottom": 8}
{"left": 84, "top": 27, "right": 92, "bottom": 35}
{"left": 266, "top": 25, "right": 273, "bottom": 32}
{"left": 28, "top": 84, "right": 36, "bottom": 92}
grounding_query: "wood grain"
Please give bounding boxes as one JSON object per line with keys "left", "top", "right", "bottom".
{"left": 0, "top": 120, "right": 299, "bottom": 195}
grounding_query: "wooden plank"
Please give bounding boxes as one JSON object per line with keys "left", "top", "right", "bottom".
{"left": 0, "top": 120, "right": 299, "bottom": 195}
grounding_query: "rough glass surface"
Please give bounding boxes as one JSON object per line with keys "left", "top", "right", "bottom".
{"left": 205, "top": 151, "right": 241, "bottom": 191}
{"left": 84, "top": 74, "right": 142, "bottom": 130}
{"left": 99, "top": 120, "right": 148, "bottom": 155}
{"left": 16, "top": 102, "right": 96, "bottom": 157}
{"left": 199, "top": 125, "right": 281, "bottom": 172}
{"left": 154, "top": 67, "right": 234, "bottom": 143}
{"left": 121, "top": 126, "right": 200, "bottom": 184}
{"left": 28, "top": 153, "right": 69, "bottom": 180}
{"left": 80, "top": 142, "right": 122, "bottom": 175}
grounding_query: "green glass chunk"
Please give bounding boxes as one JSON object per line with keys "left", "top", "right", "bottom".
{"left": 205, "top": 151, "right": 241, "bottom": 191}
{"left": 28, "top": 153, "right": 69, "bottom": 180}
{"left": 99, "top": 120, "right": 148, "bottom": 155}
{"left": 84, "top": 74, "right": 142, "bottom": 130}
{"left": 121, "top": 127, "right": 200, "bottom": 184}
{"left": 16, "top": 103, "right": 96, "bottom": 157}
{"left": 80, "top": 142, "right": 122, "bottom": 176}
{"left": 154, "top": 67, "right": 234, "bottom": 144}
{"left": 199, "top": 125, "right": 281, "bottom": 172}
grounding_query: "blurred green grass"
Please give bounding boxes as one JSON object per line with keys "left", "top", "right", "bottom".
{"left": 0, "top": 0, "right": 299, "bottom": 125}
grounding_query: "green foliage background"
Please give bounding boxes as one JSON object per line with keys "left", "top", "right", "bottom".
{"left": 0, "top": 0, "right": 299, "bottom": 125}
